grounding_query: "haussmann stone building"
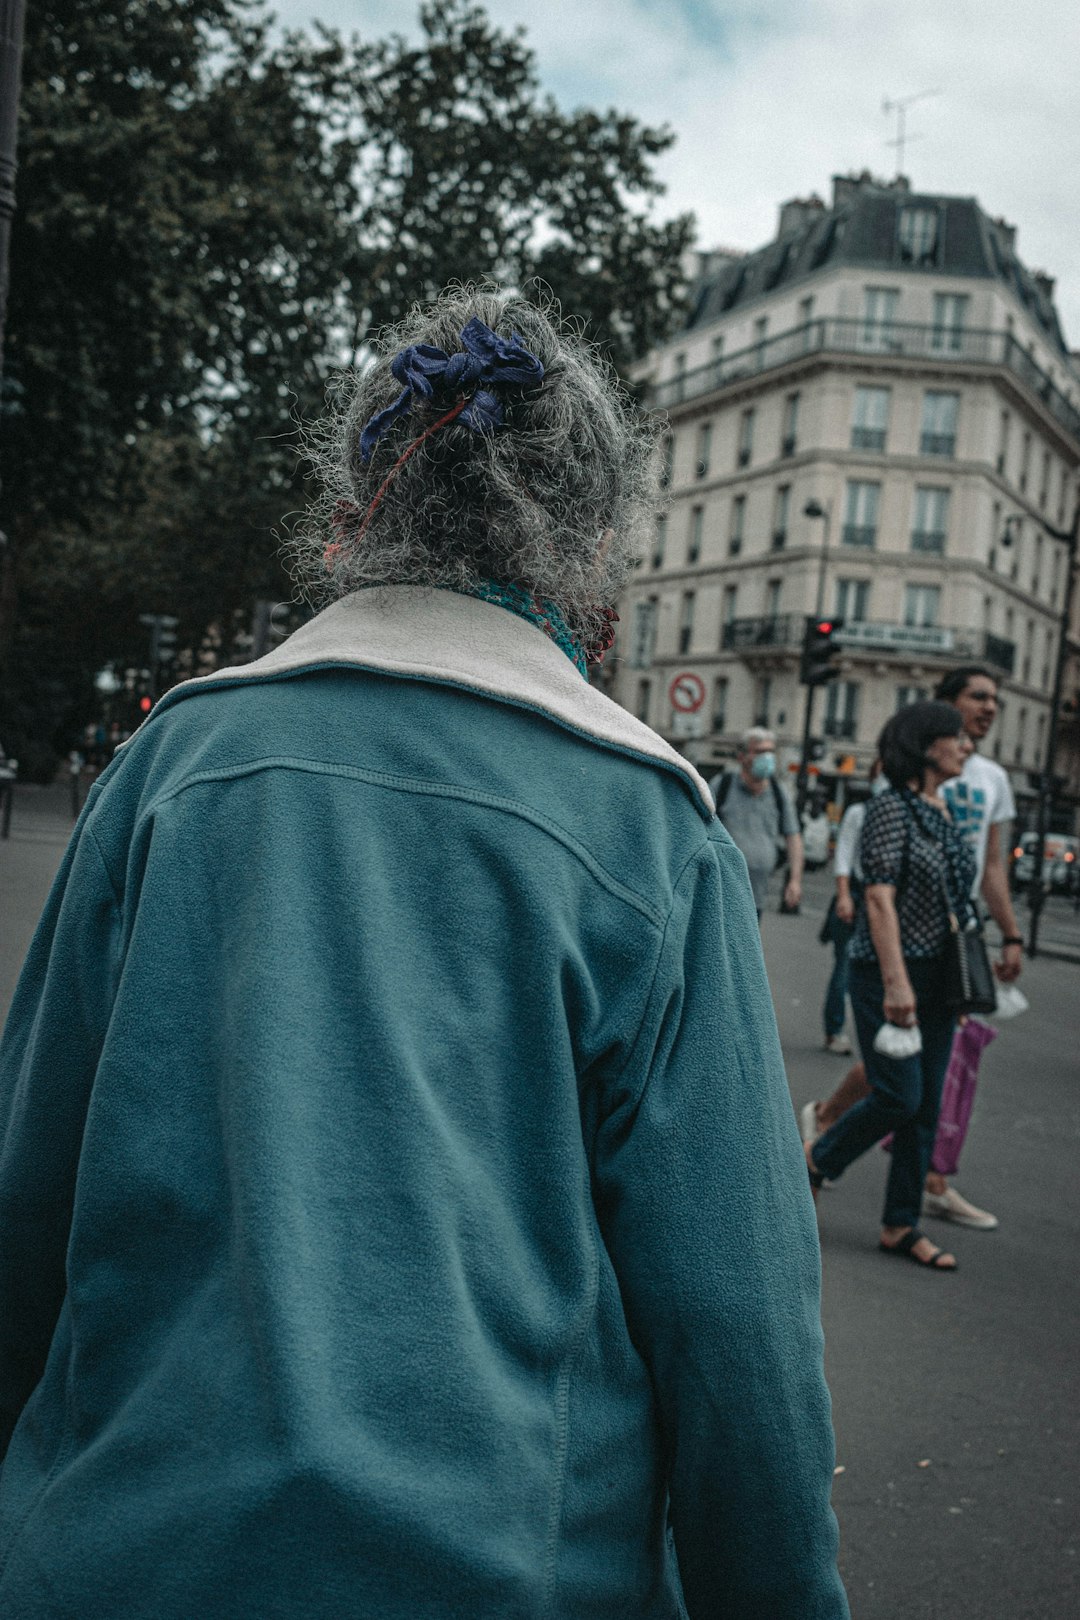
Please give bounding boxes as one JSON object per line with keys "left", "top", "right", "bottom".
{"left": 609, "top": 171, "right": 1080, "bottom": 828}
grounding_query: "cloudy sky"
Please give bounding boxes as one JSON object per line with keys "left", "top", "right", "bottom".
{"left": 272, "top": 0, "right": 1080, "bottom": 347}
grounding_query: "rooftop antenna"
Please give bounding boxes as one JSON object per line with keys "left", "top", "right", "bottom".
{"left": 882, "top": 89, "right": 941, "bottom": 178}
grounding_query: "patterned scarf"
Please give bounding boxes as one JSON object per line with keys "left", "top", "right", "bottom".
{"left": 899, "top": 787, "right": 978, "bottom": 926}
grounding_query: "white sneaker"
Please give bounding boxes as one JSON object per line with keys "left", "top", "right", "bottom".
{"left": 799, "top": 1100, "right": 822, "bottom": 1145}
{"left": 824, "top": 1033, "right": 852, "bottom": 1055}
{"left": 922, "top": 1186, "right": 999, "bottom": 1230}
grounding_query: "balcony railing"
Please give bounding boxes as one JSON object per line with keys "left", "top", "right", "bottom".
{"left": 842, "top": 524, "right": 877, "bottom": 547}
{"left": 851, "top": 427, "right": 886, "bottom": 451}
{"left": 910, "top": 530, "right": 946, "bottom": 553}
{"left": 647, "top": 318, "right": 1080, "bottom": 442}
{"left": 919, "top": 432, "right": 956, "bottom": 457}
{"left": 823, "top": 716, "right": 858, "bottom": 739}
{"left": 722, "top": 614, "right": 801, "bottom": 652}
{"left": 721, "top": 616, "right": 1016, "bottom": 674}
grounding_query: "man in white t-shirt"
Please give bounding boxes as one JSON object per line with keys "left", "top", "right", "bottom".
{"left": 803, "top": 666, "right": 1022, "bottom": 1229}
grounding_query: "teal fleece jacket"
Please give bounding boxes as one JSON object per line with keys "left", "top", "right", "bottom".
{"left": 0, "top": 588, "right": 847, "bottom": 1618}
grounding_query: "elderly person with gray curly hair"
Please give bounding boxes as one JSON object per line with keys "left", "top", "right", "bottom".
{"left": 0, "top": 289, "right": 847, "bottom": 1619}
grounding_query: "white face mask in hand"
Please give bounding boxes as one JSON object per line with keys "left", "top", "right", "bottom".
{"left": 873, "top": 1023, "right": 922, "bottom": 1058}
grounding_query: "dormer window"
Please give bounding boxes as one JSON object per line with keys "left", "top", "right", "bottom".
{"left": 899, "top": 206, "right": 939, "bottom": 266}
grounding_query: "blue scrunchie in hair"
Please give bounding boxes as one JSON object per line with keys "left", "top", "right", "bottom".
{"left": 359, "top": 317, "right": 545, "bottom": 461}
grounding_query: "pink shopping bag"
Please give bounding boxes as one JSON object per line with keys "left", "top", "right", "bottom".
{"left": 930, "top": 1018, "right": 997, "bottom": 1177}
{"left": 881, "top": 1018, "right": 998, "bottom": 1175}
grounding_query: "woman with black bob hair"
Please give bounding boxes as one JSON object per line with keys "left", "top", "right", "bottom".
{"left": 807, "top": 701, "right": 975, "bottom": 1269}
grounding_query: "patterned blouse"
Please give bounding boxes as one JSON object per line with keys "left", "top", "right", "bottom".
{"left": 849, "top": 786, "right": 977, "bottom": 963}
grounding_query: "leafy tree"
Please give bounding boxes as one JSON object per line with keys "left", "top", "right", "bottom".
{"left": 1, "top": 0, "right": 692, "bottom": 775}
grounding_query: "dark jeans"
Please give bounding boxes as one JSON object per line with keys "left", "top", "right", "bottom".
{"left": 822, "top": 909, "right": 854, "bottom": 1038}
{"left": 811, "top": 954, "right": 956, "bottom": 1228}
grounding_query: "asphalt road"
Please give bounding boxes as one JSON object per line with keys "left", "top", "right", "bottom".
{"left": 2, "top": 788, "right": 1078, "bottom": 1617}
{"left": 763, "top": 869, "right": 1079, "bottom": 1619}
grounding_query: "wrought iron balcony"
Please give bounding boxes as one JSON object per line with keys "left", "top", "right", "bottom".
{"left": 721, "top": 616, "right": 1016, "bottom": 675}
{"left": 851, "top": 427, "right": 886, "bottom": 451}
{"left": 823, "top": 716, "right": 858, "bottom": 739}
{"left": 919, "top": 432, "right": 956, "bottom": 457}
{"left": 841, "top": 524, "right": 877, "bottom": 548}
{"left": 910, "top": 530, "right": 946, "bottom": 553}
{"left": 646, "top": 318, "right": 1080, "bottom": 442}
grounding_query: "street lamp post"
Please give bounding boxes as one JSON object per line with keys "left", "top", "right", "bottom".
{"left": 1002, "top": 504, "right": 1080, "bottom": 957}
{"left": 797, "top": 499, "right": 832, "bottom": 813}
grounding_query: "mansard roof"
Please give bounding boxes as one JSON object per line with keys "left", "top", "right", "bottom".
{"left": 686, "top": 179, "right": 1069, "bottom": 357}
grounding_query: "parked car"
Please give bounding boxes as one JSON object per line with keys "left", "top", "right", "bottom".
{"left": 1011, "top": 832, "right": 1079, "bottom": 894}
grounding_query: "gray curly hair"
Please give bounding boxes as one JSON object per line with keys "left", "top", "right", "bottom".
{"left": 286, "top": 285, "right": 661, "bottom": 648}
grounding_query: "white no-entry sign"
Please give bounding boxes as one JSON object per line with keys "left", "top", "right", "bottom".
{"left": 668, "top": 672, "right": 706, "bottom": 713}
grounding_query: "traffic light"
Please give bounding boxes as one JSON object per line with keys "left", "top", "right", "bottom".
{"left": 139, "top": 694, "right": 153, "bottom": 714}
{"left": 800, "top": 616, "right": 844, "bottom": 686}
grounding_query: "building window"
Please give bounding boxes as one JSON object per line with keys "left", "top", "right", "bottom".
{"left": 1043, "top": 627, "right": 1053, "bottom": 690}
{"left": 687, "top": 505, "right": 704, "bottom": 565}
{"left": 835, "top": 578, "right": 870, "bottom": 623}
{"left": 635, "top": 679, "right": 652, "bottom": 723}
{"left": 861, "top": 286, "right": 899, "bottom": 349}
{"left": 753, "top": 316, "right": 769, "bottom": 363}
{"left": 1036, "top": 712, "right": 1046, "bottom": 760}
{"left": 1015, "top": 708, "right": 1027, "bottom": 765}
{"left": 851, "top": 385, "right": 890, "bottom": 451}
{"left": 825, "top": 680, "right": 859, "bottom": 739}
{"left": 1058, "top": 466, "right": 1069, "bottom": 526}
{"left": 754, "top": 676, "right": 772, "bottom": 728}
{"left": 712, "top": 677, "right": 729, "bottom": 732}
{"left": 695, "top": 421, "right": 712, "bottom": 479}
{"left": 780, "top": 392, "right": 800, "bottom": 456}
{"left": 729, "top": 494, "right": 746, "bottom": 556}
{"left": 672, "top": 353, "right": 687, "bottom": 403}
{"left": 899, "top": 207, "right": 938, "bottom": 265}
{"left": 903, "top": 583, "right": 941, "bottom": 628}
{"left": 772, "top": 485, "right": 790, "bottom": 549}
{"left": 1019, "top": 431, "right": 1031, "bottom": 493}
{"left": 659, "top": 433, "right": 674, "bottom": 489}
{"left": 722, "top": 584, "right": 738, "bottom": 638}
{"left": 629, "top": 598, "right": 658, "bottom": 668}
{"left": 842, "top": 480, "right": 881, "bottom": 547}
{"left": 678, "top": 591, "right": 695, "bottom": 654}
{"left": 997, "top": 411, "right": 1010, "bottom": 477}
{"left": 737, "top": 409, "right": 755, "bottom": 468}
{"left": 1051, "top": 545, "right": 1061, "bottom": 607}
{"left": 896, "top": 685, "right": 930, "bottom": 709}
{"left": 931, "top": 292, "right": 968, "bottom": 352}
{"left": 1039, "top": 450, "right": 1051, "bottom": 510}
{"left": 1032, "top": 533, "right": 1042, "bottom": 596}
{"left": 652, "top": 514, "right": 666, "bottom": 569}
{"left": 911, "top": 486, "right": 950, "bottom": 553}
{"left": 920, "top": 391, "right": 959, "bottom": 457}
{"left": 989, "top": 500, "right": 1001, "bottom": 570}
{"left": 765, "top": 579, "right": 782, "bottom": 621}
{"left": 1023, "top": 618, "right": 1034, "bottom": 684}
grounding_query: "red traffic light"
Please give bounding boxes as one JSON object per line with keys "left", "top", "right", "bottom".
{"left": 139, "top": 695, "right": 152, "bottom": 714}
{"left": 815, "top": 620, "right": 833, "bottom": 635}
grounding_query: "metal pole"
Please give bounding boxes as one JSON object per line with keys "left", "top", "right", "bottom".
{"left": 798, "top": 501, "right": 832, "bottom": 815}
{"left": 1027, "top": 502, "right": 1080, "bottom": 957}
{"left": 796, "top": 681, "right": 816, "bottom": 817}
{"left": 0, "top": 0, "right": 27, "bottom": 674}
{"left": 0, "top": 0, "right": 26, "bottom": 380}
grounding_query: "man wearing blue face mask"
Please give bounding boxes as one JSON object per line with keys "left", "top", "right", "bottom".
{"left": 710, "top": 727, "right": 803, "bottom": 920}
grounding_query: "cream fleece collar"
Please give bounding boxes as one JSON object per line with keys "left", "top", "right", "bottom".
{"left": 154, "top": 586, "right": 714, "bottom": 818}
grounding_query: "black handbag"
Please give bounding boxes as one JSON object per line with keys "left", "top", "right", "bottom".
{"left": 941, "top": 893, "right": 998, "bottom": 1016}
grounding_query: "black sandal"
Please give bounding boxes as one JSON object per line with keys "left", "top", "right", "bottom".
{"left": 878, "top": 1228, "right": 957, "bottom": 1270}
